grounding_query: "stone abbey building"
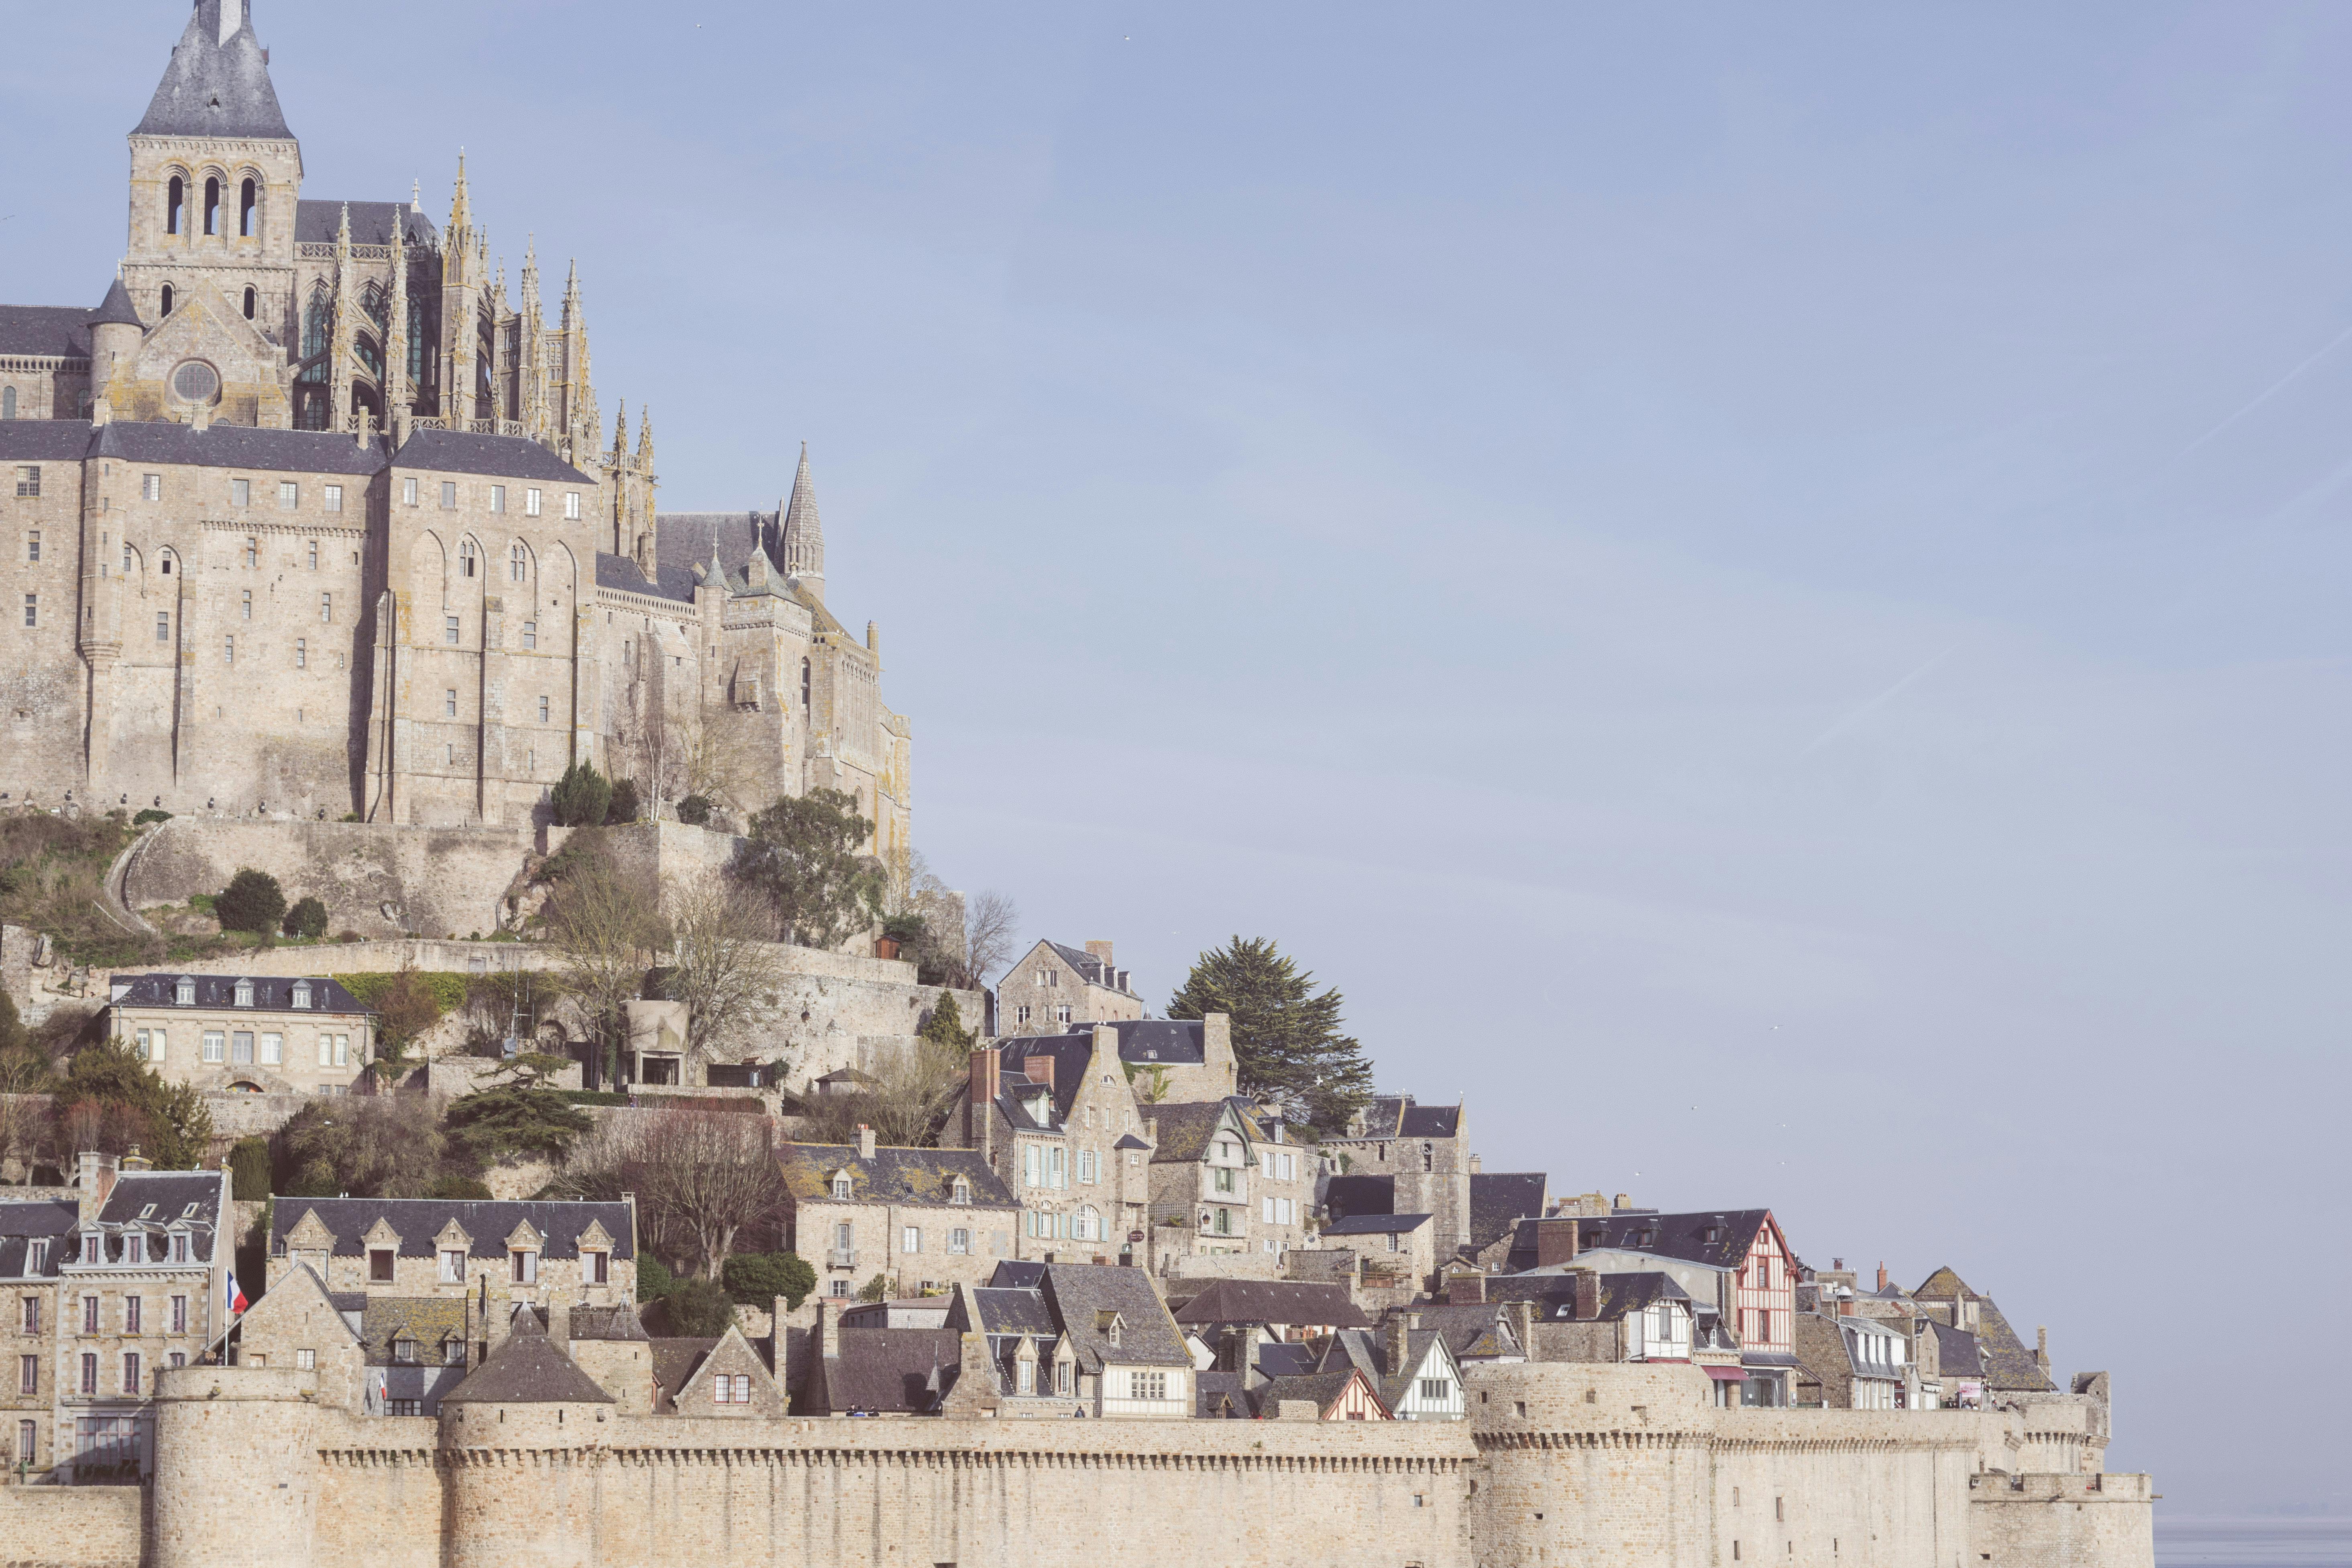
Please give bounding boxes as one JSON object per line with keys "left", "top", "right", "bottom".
{"left": 0, "top": 0, "right": 909, "bottom": 861}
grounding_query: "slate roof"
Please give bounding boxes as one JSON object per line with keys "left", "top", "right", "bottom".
{"left": 1485, "top": 1269, "right": 1690, "bottom": 1324}
{"left": 96, "top": 421, "right": 391, "bottom": 476}
{"left": 1170, "top": 1279, "right": 1368, "bottom": 1329}
{"left": 1258, "top": 1368, "right": 1372, "bottom": 1417}
{"left": 1468, "top": 1172, "right": 1548, "bottom": 1254}
{"left": 1322, "top": 1323, "right": 1450, "bottom": 1410}
{"left": 1574, "top": 1209, "right": 1776, "bottom": 1271}
{"left": 1145, "top": 1101, "right": 1251, "bottom": 1164}
{"left": 392, "top": 428, "right": 592, "bottom": 483}
{"left": 1045, "top": 942, "right": 1138, "bottom": 997}
{"left": 0, "top": 421, "right": 100, "bottom": 460}
{"left": 0, "top": 1199, "right": 76, "bottom": 1279}
{"left": 992, "top": 1034, "right": 1098, "bottom": 1128}
{"left": 824, "top": 1328, "right": 963, "bottom": 1413}
{"left": 1195, "top": 1369, "right": 1252, "bottom": 1418}
{"left": 1911, "top": 1268, "right": 2053, "bottom": 1392}
{"left": 91, "top": 1171, "right": 225, "bottom": 1258}
{"left": 1928, "top": 1321, "right": 1986, "bottom": 1381}
{"left": 1323, "top": 1213, "right": 1432, "bottom": 1238}
{"left": 269, "top": 1197, "right": 634, "bottom": 1261}
{"left": 0, "top": 305, "right": 95, "bottom": 358}
{"left": 293, "top": 201, "right": 438, "bottom": 249}
{"left": 1399, "top": 1103, "right": 1460, "bottom": 1138}
{"left": 1254, "top": 1340, "right": 1319, "bottom": 1377}
{"left": 780, "top": 1143, "right": 1015, "bottom": 1209}
{"left": 594, "top": 552, "right": 698, "bottom": 605}
{"left": 443, "top": 1317, "right": 613, "bottom": 1405}
{"left": 569, "top": 1303, "right": 648, "bottom": 1342}
{"left": 1109, "top": 1019, "right": 1204, "bottom": 1065}
{"left": 135, "top": 0, "right": 294, "bottom": 141}
{"left": 656, "top": 510, "right": 779, "bottom": 587}
{"left": 92, "top": 278, "right": 144, "bottom": 330}
{"left": 1322, "top": 1174, "right": 1395, "bottom": 1222}
{"left": 963, "top": 1286, "right": 1058, "bottom": 1337}
{"left": 1404, "top": 1302, "right": 1524, "bottom": 1361}
{"left": 974, "top": 1261, "right": 1189, "bottom": 1374}
{"left": 111, "top": 973, "right": 370, "bottom": 1015}
{"left": 358, "top": 1296, "right": 470, "bottom": 1367}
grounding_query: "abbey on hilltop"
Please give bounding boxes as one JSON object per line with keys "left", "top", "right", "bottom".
{"left": 0, "top": 0, "right": 908, "bottom": 861}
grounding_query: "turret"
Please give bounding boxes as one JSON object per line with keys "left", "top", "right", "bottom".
{"left": 780, "top": 441, "right": 825, "bottom": 601}
{"left": 86, "top": 276, "right": 144, "bottom": 425}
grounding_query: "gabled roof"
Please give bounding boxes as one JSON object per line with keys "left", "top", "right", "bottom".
{"left": 1928, "top": 1321, "right": 1985, "bottom": 1380}
{"left": 293, "top": 201, "right": 437, "bottom": 248}
{"left": 111, "top": 973, "right": 369, "bottom": 1014}
{"left": 1108, "top": 1019, "right": 1204, "bottom": 1065}
{"left": 0, "top": 305, "right": 95, "bottom": 358}
{"left": 0, "top": 1199, "right": 77, "bottom": 1279}
{"left": 1144, "top": 1101, "right": 1253, "bottom": 1165}
{"left": 357, "top": 1296, "right": 469, "bottom": 1367}
{"left": 992, "top": 1034, "right": 1098, "bottom": 1128}
{"left": 94, "top": 1171, "right": 224, "bottom": 1236}
{"left": 85, "top": 421, "right": 391, "bottom": 477}
{"left": 1323, "top": 1213, "right": 1432, "bottom": 1238}
{"left": 1322, "top": 1174, "right": 1394, "bottom": 1222}
{"left": 135, "top": 0, "right": 294, "bottom": 141}
{"left": 593, "top": 552, "right": 699, "bottom": 605}
{"left": 656, "top": 510, "right": 779, "bottom": 587}
{"left": 269, "top": 1198, "right": 633, "bottom": 1260}
{"left": 1574, "top": 1209, "right": 1777, "bottom": 1271}
{"left": 1321, "top": 1322, "right": 1456, "bottom": 1411}
{"left": 967, "top": 1262, "right": 1189, "bottom": 1374}
{"left": 779, "top": 1144, "right": 1015, "bottom": 1210}
{"left": 1468, "top": 1173, "right": 1548, "bottom": 1254}
{"left": 823, "top": 1329, "right": 963, "bottom": 1414}
{"left": 1404, "top": 1302, "right": 1524, "bottom": 1361}
{"left": 1486, "top": 1269, "right": 1690, "bottom": 1323}
{"left": 1398, "top": 1103, "right": 1460, "bottom": 1138}
{"left": 1042, "top": 941, "right": 1138, "bottom": 997}
{"left": 444, "top": 1316, "right": 613, "bottom": 1405}
{"left": 1911, "top": 1268, "right": 2051, "bottom": 1391}
{"left": 392, "top": 428, "right": 592, "bottom": 483}
{"left": 1258, "top": 1367, "right": 1379, "bottom": 1418}
{"left": 1169, "top": 1280, "right": 1369, "bottom": 1329}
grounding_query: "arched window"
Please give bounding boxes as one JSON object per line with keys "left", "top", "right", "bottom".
{"left": 1, "top": 388, "right": 14, "bottom": 421}
{"left": 801, "top": 657, "right": 811, "bottom": 708}
{"left": 204, "top": 177, "right": 220, "bottom": 236}
{"left": 160, "top": 284, "right": 175, "bottom": 316}
{"left": 239, "top": 177, "right": 257, "bottom": 238}
{"left": 509, "top": 544, "right": 527, "bottom": 582}
{"left": 458, "top": 540, "right": 476, "bottom": 578}
{"left": 242, "top": 286, "right": 256, "bottom": 321}
{"left": 407, "top": 299, "right": 428, "bottom": 382}
{"left": 167, "top": 175, "right": 185, "bottom": 235}
{"left": 361, "top": 285, "right": 389, "bottom": 334}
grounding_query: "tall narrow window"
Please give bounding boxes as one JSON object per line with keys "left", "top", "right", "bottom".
{"left": 524, "top": 489, "right": 542, "bottom": 517}
{"left": 222, "top": 635, "right": 234, "bottom": 665}
{"left": 242, "top": 285, "right": 256, "bottom": 320}
{"left": 241, "top": 590, "right": 252, "bottom": 621}
{"left": 22, "top": 594, "right": 37, "bottom": 629}
{"left": 521, "top": 621, "right": 537, "bottom": 650}
{"left": 563, "top": 492, "right": 580, "bottom": 520}
{"left": 244, "top": 537, "right": 257, "bottom": 566}
{"left": 537, "top": 696, "right": 549, "bottom": 723}
{"left": 25, "top": 531, "right": 38, "bottom": 563}
{"left": 510, "top": 545, "right": 527, "bottom": 582}
{"left": 459, "top": 540, "right": 475, "bottom": 576}
{"left": 143, "top": 473, "right": 161, "bottom": 501}
{"left": 203, "top": 176, "right": 220, "bottom": 236}
{"left": 489, "top": 485, "right": 505, "bottom": 515}
{"left": 320, "top": 593, "right": 332, "bottom": 623}
{"left": 161, "top": 284, "right": 175, "bottom": 316}
{"left": 0, "top": 388, "right": 13, "bottom": 420}
{"left": 156, "top": 612, "right": 170, "bottom": 643}
{"left": 444, "top": 689, "right": 457, "bottom": 718}
{"left": 167, "top": 175, "right": 185, "bottom": 235}
{"left": 294, "top": 639, "right": 306, "bottom": 668}
{"left": 240, "top": 178, "right": 257, "bottom": 238}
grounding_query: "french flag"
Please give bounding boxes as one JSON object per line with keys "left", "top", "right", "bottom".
{"left": 226, "top": 1273, "right": 249, "bottom": 1315}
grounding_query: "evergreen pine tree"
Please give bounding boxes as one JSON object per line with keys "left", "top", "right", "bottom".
{"left": 1167, "top": 936, "right": 1375, "bottom": 1133}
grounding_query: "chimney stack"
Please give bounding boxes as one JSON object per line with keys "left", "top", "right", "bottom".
{"left": 1876, "top": 1262, "right": 1888, "bottom": 1293}
{"left": 967, "top": 1047, "right": 999, "bottom": 1159}
{"left": 818, "top": 1297, "right": 840, "bottom": 1362}
{"left": 1532, "top": 1217, "right": 1578, "bottom": 1270}
{"left": 1613, "top": 1192, "right": 1631, "bottom": 1212}
{"left": 2035, "top": 1326, "right": 2049, "bottom": 1372}
{"left": 1447, "top": 1272, "right": 1486, "bottom": 1305}
{"left": 1468, "top": 1154, "right": 1483, "bottom": 1174}
{"left": 1384, "top": 1312, "right": 1412, "bottom": 1375}
{"left": 1573, "top": 1269, "right": 1599, "bottom": 1322}
{"left": 1085, "top": 940, "right": 1114, "bottom": 970}
{"left": 75, "top": 1151, "right": 120, "bottom": 1224}
{"left": 1027, "top": 1054, "right": 1055, "bottom": 1093}
{"left": 856, "top": 1124, "right": 876, "bottom": 1161}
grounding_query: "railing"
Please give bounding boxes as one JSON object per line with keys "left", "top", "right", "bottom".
{"left": 826, "top": 1248, "right": 857, "bottom": 1270}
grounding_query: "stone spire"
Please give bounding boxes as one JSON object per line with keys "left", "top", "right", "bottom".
{"left": 632, "top": 409, "right": 658, "bottom": 570}
{"left": 136, "top": 0, "right": 293, "bottom": 141}
{"left": 385, "top": 213, "right": 410, "bottom": 433}
{"left": 443, "top": 154, "right": 482, "bottom": 424}
{"left": 780, "top": 441, "right": 825, "bottom": 602}
{"left": 327, "top": 202, "right": 355, "bottom": 430}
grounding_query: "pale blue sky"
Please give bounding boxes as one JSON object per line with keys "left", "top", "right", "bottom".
{"left": 8, "top": 2, "right": 2349, "bottom": 1511}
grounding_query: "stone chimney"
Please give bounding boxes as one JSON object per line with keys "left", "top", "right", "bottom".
{"left": 1026, "top": 1054, "right": 1054, "bottom": 1093}
{"left": 1613, "top": 1193, "right": 1632, "bottom": 1212}
{"left": 1532, "top": 1217, "right": 1578, "bottom": 1269}
{"left": 1085, "top": 940, "right": 1114, "bottom": 970}
{"left": 121, "top": 1146, "right": 153, "bottom": 1172}
{"left": 1876, "top": 1262, "right": 1888, "bottom": 1293}
{"left": 1447, "top": 1272, "right": 1486, "bottom": 1305}
{"left": 75, "top": 1151, "right": 120, "bottom": 1224}
{"left": 1468, "top": 1153, "right": 1482, "bottom": 1174}
{"left": 1384, "top": 1313, "right": 1413, "bottom": 1375}
{"left": 2035, "top": 1326, "right": 2049, "bottom": 1373}
{"left": 966, "top": 1048, "right": 999, "bottom": 1159}
{"left": 1572, "top": 1269, "right": 1599, "bottom": 1322}
{"left": 856, "top": 1124, "right": 876, "bottom": 1161}
{"left": 1509, "top": 1299, "right": 1535, "bottom": 1354}
{"left": 819, "top": 1297, "right": 840, "bottom": 1362}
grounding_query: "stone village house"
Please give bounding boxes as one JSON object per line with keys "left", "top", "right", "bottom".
{"left": 776, "top": 1130, "right": 1018, "bottom": 1301}
{"left": 102, "top": 972, "right": 373, "bottom": 1095}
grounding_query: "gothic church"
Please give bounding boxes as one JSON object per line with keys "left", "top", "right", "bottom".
{"left": 0, "top": 0, "right": 909, "bottom": 869}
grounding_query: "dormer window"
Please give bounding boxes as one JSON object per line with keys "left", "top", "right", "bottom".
{"left": 952, "top": 1178, "right": 971, "bottom": 1206}
{"left": 831, "top": 1173, "right": 853, "bottom": 1201}
{"left": 393, "top": 1339, "right": 418, "bottom": 1364}
{"left": 175, "top": 979, "right": 195, "bottom": 1005}
{"left": 84, "top": 1231, "right": 103, "bottom": 1263}
{"left": 124, "top": 1233, "right": 145, "bottom": 1265}
{"left": 292, "top": 982, "right": 312, "bottom": 1010}
{"left": 1107, "top": 1317, "right": 1122, "bottom": 1350}
{"left": 234, "top": 980, "right": 254, "bottom": 1008}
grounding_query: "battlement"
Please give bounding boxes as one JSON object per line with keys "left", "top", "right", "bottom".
{"left": 1973, "top": 1472, "right": 2154, "bottom": 1503}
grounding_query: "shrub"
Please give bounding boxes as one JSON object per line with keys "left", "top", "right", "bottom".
{"left": 665, "top": 1276, "right": 735, "bottom": 1336}
{"left": 676, "top": 795, "right": 712, "bottom": 827}
{"left": 282, "top": 896, "right": 328, "bottom": 939}
{"left": 425, "top": 1174, "right": 493, "bottom": 1200}
{"left": 228, "top": 1136, "right": 272, "bottom": 1200}
{"left": 132, "top": 808, "right": 172, "bottom": 826}
{"left": 336, "top": 930, "right": 362, "bottom": 943}
{"left": 856, "top": 1272, "right": 892, "bottom": 1304}
{"left": 549, "top": 763, "right": 612, "bottom": 828}
{"left": 214, "top": 869, "right": 287, "bottom": 935}
{"left": 637, "top": 1254, "right": 676, "bottom": 1303}
{"left": 722, "top": 1251, "right": 817, "bottom": 1310}
{"left": 605, "top": 777, "right": 641, "bottom": 826}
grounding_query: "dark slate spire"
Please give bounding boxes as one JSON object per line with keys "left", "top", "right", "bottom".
{"left": 135, "top": 0, "right": 294, "bottom": 141}
{"left": 90, "top": 275, "right": 145, "bottom": 330}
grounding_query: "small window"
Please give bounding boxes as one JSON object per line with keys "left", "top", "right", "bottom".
{"left": 295, "top": 638, "right": 306, "bottom": 668}
{"left": 444, "top": 615, "right": 460, "bottom": 644}
{"left": 157, "top": 611, "right": 171, "bottom": 642}
{"left": 525, "top": 488, "right": 542, "bottom": 517}
{"left": 510, "top": 1250, "right": 536, "bottom": 1284}
{"left": 241, "top": 589, "right": 252, "bottom": 621}
{"left": 459, "top": 540, "right": 476, "bottom": 576}
{"left": 296, "top": 1348, "right": 315, "bottom": 1371}
{"left": 393, "top": 1338, "right": 417, "bottom": 1364}
{"left": 231, "top": 479, "right": 250, "bottom": 508}
{"left": 403, "top": 477, "right": 419, "bottom": 507}
{"left": 521, "top": 620, "right": 537, "bottom": 649}
{"left": 11, "top": 466, "right": 37, "bottom": 499}
{"left": 537, "top": 696, "right": 549, "bottom": 723}
{"left": 831, "top": 1174, "right": 852, "bottom": 1200}
{"left": 279, "top": 481, "right": 298, "bottom": 511}
{"left": 445, "top": 689, "right": 458, "bottom": 718}
{"left": 902, "top": 1226, "right": 920, "bottom": 1254}
{"left": 320, "top": 593, "right": 333, "bottom": 623}
{"left": 949, "top": 1228, "right": 969, "bottom": 1254}
{"left": 224, "top": 634, "right": 237, "bottom": 663}
{"left": 143, "top": 473, "right": 162, "bottom": 502}
{"left": 161, "top": 284, "right": 175, "bottom": 316}
{"left": 589, "top": 1250, "right": 608, "bottom": 1285}
{"left": 243, "top": 285, "right": 257, "bottom": 320}
{"left": 234, "top": 980, "right": 253, "bottom": 1007}
{"left": 369, "top": 1248, "right": 395, "bottom": 1283}
{"left": 292, "top": 982, "right": 311, "bottom": 1008}
{"left": 323, "top": 484, "right": 342, "bottom": 516}
{"left": 511, "top": 545, "right": 527, "bottom": 581}
{"left": 26, "top": 531, "right": 39, "bottom": 563}
{"left": 440, "top": 481, "right": 457, "bottom": 510}
{"left": 438, "top": 1249, "right": 466, "bottom": 1284}
{"left": 21, "top": 594, "right": 35, "bottom": 629}
{"left": 490, "top": 485, "right": 505, "bottom": 514}
{"left": 564, "top": 492, "right": 581, "bottom": 520}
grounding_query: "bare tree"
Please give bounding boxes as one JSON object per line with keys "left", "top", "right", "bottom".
{"left": 963, "top": 889, "right": 1020, "bottom": 991}
{"left": 544, "top": 846, "right": 668, "bottom": 1086}
{"left": 665, "top": 879, "right": 788, "bottom": 1079}
{"left": 798, "top": 1037, "right": 967, "bottom": 1148}
{"left": 627, "top": 1109, "right": 784, "bottom": 1277}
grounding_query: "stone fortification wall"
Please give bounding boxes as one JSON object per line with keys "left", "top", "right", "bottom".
{"left": 0, "top": 1484, "right": 143, "bottom": 1568}
{"left": 1969, "top": 1473, "right": 2155, "bottom": 1568}
{"left": 121, "top": 819, "right": 536, "bottom": 941}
